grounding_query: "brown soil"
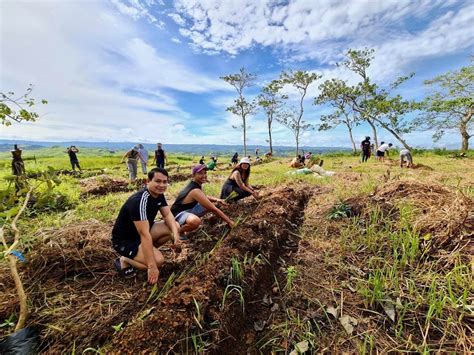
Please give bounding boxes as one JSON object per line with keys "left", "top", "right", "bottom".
{"left": 79, "top": 175, "right": 143, "bottom": 195}
{"left": 0, "top": 183, "right": 323, "bottom": 353}
{"left": 345, "top": 180, "right": 474, "bottom": 255}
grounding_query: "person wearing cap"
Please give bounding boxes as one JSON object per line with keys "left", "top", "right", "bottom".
{"left": 111, "top": 168, "right": 181, "bottom": 284}
{"left": 360, "top": 136, "right": 371, "bottom": 162}
{"left": 171, "top": 164, "right": 234, "bottom": 237}
{"left": 220, "top": 157, "right": 258, "bottom": 202}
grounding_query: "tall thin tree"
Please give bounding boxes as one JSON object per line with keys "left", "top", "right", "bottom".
{"left": 279, "top": 70, "right": 321, "bottom": 156}
{"left": 221, "top": 68, "right": 257, "bottom": 156}
{"left": 257, "top": 80, "right": 287, "bottom": 154}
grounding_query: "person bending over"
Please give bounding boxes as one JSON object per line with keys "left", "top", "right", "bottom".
{"left": 171, "top": 164, "right": 234, "bottom": 238}
{"left": 399, "top": 149, "right": 413, "bottom": 168}
{"left": 220, "top": 157, "right": 258, "bottom": 202}
{"left": 111, "top": 168, "right": 181, "bottom": 284}
{"left": 376, "top": 142, "right": 392, "bottom": 162}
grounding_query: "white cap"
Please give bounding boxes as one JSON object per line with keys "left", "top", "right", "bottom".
{"left": 239, "top": 157, "right": 251, "bottom": 165}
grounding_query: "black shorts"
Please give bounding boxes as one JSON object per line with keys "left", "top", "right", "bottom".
{"left": 376, "top": 150, "right": 385, "bottom": 157}
{"left": 112, "top": 238, "right": 140, "bottom": 258}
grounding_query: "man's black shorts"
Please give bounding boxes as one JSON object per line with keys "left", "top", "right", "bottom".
{"left": 376, "top": 150, "right": 385, "bottom": 157}
{"left": 112, "top": 238, "right": 140, "bottom": 259}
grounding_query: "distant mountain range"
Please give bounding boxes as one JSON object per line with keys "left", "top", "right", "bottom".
{"left": 0, "top": 139, "right": 351, "bottom": 156}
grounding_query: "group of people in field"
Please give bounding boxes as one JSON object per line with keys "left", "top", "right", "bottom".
{"left": 360, "top": 136, "right": 413, "bottom": 168}
{"left": 111, "top": 157, "right": 258, "bottom": 283}
{"left": 122, "top": 143, "right": 168, "bottom": 182}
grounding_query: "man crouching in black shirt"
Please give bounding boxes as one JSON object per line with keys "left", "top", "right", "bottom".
{"left": 111, "top": 168, "right": 181, "bottom": 284}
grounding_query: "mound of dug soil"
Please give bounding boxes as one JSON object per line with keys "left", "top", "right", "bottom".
{"left": 0, "top": 184, "right": 322, "bottom": 353}
{"left": 345, "top": 180, "right": 473, "bottom": 255}
{"left": 80, "top": 175, "right": 142, "bottom": 195}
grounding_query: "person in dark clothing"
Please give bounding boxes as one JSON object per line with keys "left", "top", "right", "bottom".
{"left": 171, "top": 164, "right": 234, "bottom": 238}
{"left": 199, "top": 156, "right": 205, "bottom": 165}
{"left": 111, "top": 168, "right": 180, "bottom": 284}
{"left": 360, "top": 137, "right": 371, "bottom": 162}
{"left": 11, "top": 144, "right": 25, "bottom": 176}
{"left": 66, "top": 145, "right": 82, "bottom": 171}
{"left": 231, "top": 152, "right": 238, "bottom": 166}
{"left": 152, "top": 143, "right": 167, "bottom": 169}
{"left": 220, "top": 157, "right": 258, "bottom": 202}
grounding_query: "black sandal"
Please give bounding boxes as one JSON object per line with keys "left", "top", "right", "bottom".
{"left": 114, "top": 258, "right": 136, "bottom": 279}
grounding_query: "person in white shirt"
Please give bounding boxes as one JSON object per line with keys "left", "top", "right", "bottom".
{"left": 376, "top": 142, "right": 392, "bottom": 162}
{"left": 137, "top": 144, "right": 149, "bottom": 174}
{"left": 399, "top": 149, "right": 413, "bottom": 168}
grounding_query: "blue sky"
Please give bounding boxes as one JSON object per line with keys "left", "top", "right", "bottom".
{"left": 1, "top": 0, "right": 473, "bottom": 148}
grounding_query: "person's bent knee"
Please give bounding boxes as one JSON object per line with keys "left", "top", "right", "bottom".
{"left": 154, "top": 249, "right": 165, "bottom": 268}
{"left": 186, "top": 215, "right": 201, "bottom": 230}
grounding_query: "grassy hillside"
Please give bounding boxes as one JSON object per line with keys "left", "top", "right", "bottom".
{"left": 0, "top": 150, "right": 472, "bottom": 353}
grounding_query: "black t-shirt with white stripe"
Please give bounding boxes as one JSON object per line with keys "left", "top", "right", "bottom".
{"left": 112, "top": 188, "right": 168, "bottom": 243}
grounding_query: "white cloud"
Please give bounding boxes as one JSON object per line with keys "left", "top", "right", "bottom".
{"left": 1, "top": 1, "right": 228, "bottom": 142}
{"left": 168, "top": 13, "right": 186, "bottom": 26}
{"left": 171, "top": 37, "right": 182, "bottom": 43}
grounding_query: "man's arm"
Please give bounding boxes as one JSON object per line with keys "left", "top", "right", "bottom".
{"left": 160, "top": 206, "right": 180, "bottom": 244}
{"left": 133, "top": 220, "right": 159, "bottom": 284}
{"left": 192, "top": 190, "right": 234, "bottom": 227}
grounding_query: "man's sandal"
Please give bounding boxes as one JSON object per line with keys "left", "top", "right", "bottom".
{"left": 114, "top": 258, "right": 136, "bottom": 279}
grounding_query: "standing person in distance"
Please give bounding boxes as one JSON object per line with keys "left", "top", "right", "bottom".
{"left": 122, "top": 146, "right": 140, "bottom": 182}
{"left": 153, "top": 143, "right": 167, "bottom": 169}
{"left": 360, "top": 137, "right": 371, "bottom": 162}
{"left": 11, "top": 144, "right": 25, "bottom": 176}
{"left": 231, "top": 152, "right": 239, "bottom": 166}
{"left": 137, "top": 144, "right": 148, "bottom": 174}
{"left": 111, "top": 168, "right": 181, "bottom": 284}
{"left": 376, "top": 142, "right": 393, "bottom": 162}
{"left": 67, "top": 145, "right": 82, "bottom": 171}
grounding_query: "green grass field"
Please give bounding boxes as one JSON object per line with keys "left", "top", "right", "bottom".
{"left": 0, "top": 147, "right": 472, "bottom": 353}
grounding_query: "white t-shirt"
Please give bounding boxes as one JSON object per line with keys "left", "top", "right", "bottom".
{"left": 399, "top": 149, "right": 410, "bottom": 157}
{"left": 378, "top": 143, "right": 390, "bottom": 152}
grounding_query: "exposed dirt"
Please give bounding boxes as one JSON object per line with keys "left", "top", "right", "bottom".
{"left": 109, "top": 184, "right": 318, "bottom": 353}
{"left": 79, "top": 175, "right": 145, "bottom": 195}
{"left": 345, "top": 180, "right": 474, "bottom": 255}
{"left": 0, "top": 183, "right": 323, "bottom": 353}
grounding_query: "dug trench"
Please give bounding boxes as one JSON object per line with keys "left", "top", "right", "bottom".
{"left": 109, "top": 184, "right": 321, "bottom": 353}
{"left": 0, "top": 183, "right": 323, "bottom": 353}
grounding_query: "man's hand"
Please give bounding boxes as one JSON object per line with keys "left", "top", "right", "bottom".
{"left": 147, "top": 265, "right": 159, "bottom": 285}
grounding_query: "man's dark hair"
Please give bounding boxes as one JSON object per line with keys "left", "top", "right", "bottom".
{"left": 148, "top": 167, "right": 169, "bottom": 180}
{"left": 380, "top": 141, "right": 385, "bottom": 145}
{"left": 388, "top": 143, "right": 393, "bottom": 147}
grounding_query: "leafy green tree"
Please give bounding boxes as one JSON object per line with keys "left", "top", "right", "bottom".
{"left": 338, "top": 49, "right": 416, "bottom": 150}
{"left": 279, "top": 70, "right": 321, "bottom": 156}
{"left": 316, "top": 79, "right": 360, "bottom": 154}
{"left": 1, "top": 84, "right": 47, "bottom": 126}
{"left": 419, "top": 62, "right": 473, "bottom": 152}
{"left": 221, "top": 68, "right": 257, "bottom": 156}
{"left": 257, "top": 80, "right": 288, "bottom": 154}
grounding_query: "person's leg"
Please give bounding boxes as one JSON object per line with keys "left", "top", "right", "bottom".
{"left": 122, "top": 245, "right": 164, "bottom": 271}
{"left": 179, "top": 214, "right": 202, "bottom": 234}
{"left": 149, "top": 220, "right": 179, "bottom": 247}
{"left": 230, "top": 187, "right": 251, "bottom": 202}
{"left": 129, "top": 161, "right": 137, "bottom": 181}
{"left": 141, "top": 161, "right": 147, "bottom": 174}
{"left": 70, "top": 160, "right": 75, "bottom": 170}
{"left": 76, "top": 161, "right": 82, "bottom": 171}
